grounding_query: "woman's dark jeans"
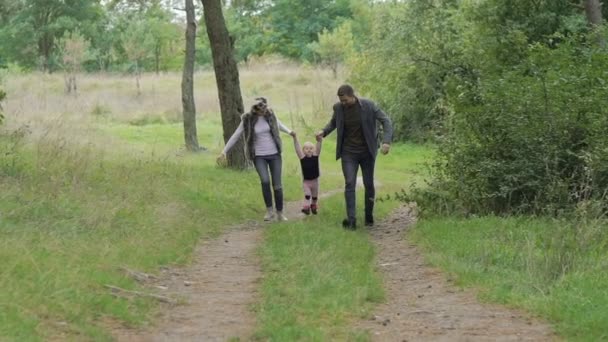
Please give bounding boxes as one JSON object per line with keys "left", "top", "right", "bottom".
{"left": 254, "top": 154, "right": 283, "bottom": 211}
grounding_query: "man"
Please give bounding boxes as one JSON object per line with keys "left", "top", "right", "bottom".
{"left": 316, "top": 84, "right": 393, "bottom": 230}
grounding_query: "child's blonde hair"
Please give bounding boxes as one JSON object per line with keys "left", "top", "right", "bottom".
{"left": 302, "top": 141, "right": 315, "bottom": 149}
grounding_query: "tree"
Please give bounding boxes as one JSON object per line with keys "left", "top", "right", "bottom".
{"left": 265, "top": 0, "right": 352, "bottom": 60}
{"left": 0, "top": 0, "right": 102, "bottom": 71}
{"left": 223, "top": 0, "right": 353, "bottom": 61}
{"left": 201, "top": 0, "right": 248, "bottom": 169}
{"left": 0, "top": 87, "right": 5, "bottom": 125}
{"left": 309, "top": 21, "right": 354, "bottom": 78}
{"left": 144, "top": 3, "right": 181, "bottom": 74}
{"left": 584, "top": 0, "right": 604, "bottom": 26}
{"left": 57, "top": 30, "right": 91, "bottom": 94}
{"left": 121, "top": 19, "right": 151, "bottom": 95}
{"left": 181, "top": 0, "right": 202, "bottom": 151}
{"left": 584, "top": 0, "right": 605, "bottom": 47}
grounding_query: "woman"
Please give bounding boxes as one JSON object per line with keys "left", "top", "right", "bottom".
{"left": 218, "top": 97, "right": 295, "bottom": 221}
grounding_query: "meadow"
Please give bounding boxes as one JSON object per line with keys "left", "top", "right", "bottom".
{"left": 0, "top": 66, "right": 430, "bottom": 340}
{"left": 1, "top": 65, "right": 607, "bottom": 340}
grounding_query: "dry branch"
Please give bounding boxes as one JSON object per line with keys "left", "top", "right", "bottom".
{"left": 119, "top": 266, "right": 157, "bottom": 283}
{"left": 104, "top": 284, "right": 176, "bottom": 304}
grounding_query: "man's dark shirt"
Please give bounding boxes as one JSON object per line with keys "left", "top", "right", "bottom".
{"left": 342, "top": 103, "right": 367, "bottom": 154}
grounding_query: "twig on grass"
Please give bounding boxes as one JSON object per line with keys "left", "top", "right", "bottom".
{"left": 104, "top": 284, "right": 176, "bottom": 304}
{"left": 119, "top": 266, "right": 157, "bottom": 283}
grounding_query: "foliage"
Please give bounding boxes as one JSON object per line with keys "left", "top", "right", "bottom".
{"left": 121, "top": 19, "right": 153, "bottom": 69}
{"left": 349, "top": 0, "right": 608, "bottom": 215}
{"left": 226, "top": 0, "right": 353, "bottom": 61}
{"left": 0, "top": 0, "right": 183, "bottom": 72}
{"left": 0, "top": 0, "right": 103, "bottom": 71}
{"left": 308, "top": 21, "right": 354, "bottom": 78}
{"left": 57, "top": 31, "right": 90, "bottom": 73}
{"left": 349, "top": 1, "right": 464, "bottom": 142}
{"left": 436, "top": 36, "right": 608, "bottom": 215}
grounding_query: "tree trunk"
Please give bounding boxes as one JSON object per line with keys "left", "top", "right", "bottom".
{"left": 135, "top": 61, "right": 141, "bottom": 96}
{"left": 38, "top": 34, "right": 53, "bottom": 72}
{"left": 200, "top": 0, "right": 248, "bottom": 169}
{"left": 585, "top": 0, "right": 603, "bottom": 26}
{"left": 584, "top": 0, "right": 605, "bottom": 47}
{"left": 155, "top": 44, "right": 161, "bottom": 75}
{"left": 181, "top": 0, "right": 202, "bottom": 152}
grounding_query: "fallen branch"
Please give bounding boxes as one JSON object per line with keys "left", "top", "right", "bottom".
{"left": 104, "top": 284, "right": 176, "bottom": 304}
{"left": 119, "top": 266, "right": 157, "bottom": 283}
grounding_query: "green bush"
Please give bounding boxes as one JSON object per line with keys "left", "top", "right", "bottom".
{"left": 434, "top": 36, "right": 608, "bottom": 215}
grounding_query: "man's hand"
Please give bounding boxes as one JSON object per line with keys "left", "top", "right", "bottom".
{"left": 315, "top": 130, "right": 324, "bottom": 140}
{"left": 316, "top": 134, "right": 323, "bottom": 142}
{"left": 216, "top": 153, "right": 227, "bottom": 166}
{"left": 380, "top": 143, "right": 391, "bottom": 155}
{"left": 290, "top": 131, "right": 296, "bottom": 138}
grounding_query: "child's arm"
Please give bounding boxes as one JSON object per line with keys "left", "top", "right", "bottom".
{"left": 292, "top": 133, "right": 305, "bottom": 159}
{"left": 314, "top": 135, "right": 323, "bottom": 156}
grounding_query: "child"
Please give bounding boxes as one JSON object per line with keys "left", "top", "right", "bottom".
{"left": 292, "top": 133, "right": 322, "bottom": 215}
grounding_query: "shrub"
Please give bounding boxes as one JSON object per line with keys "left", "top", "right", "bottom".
{"left": 434, "top": 35, "right": 608, "bottom": 215}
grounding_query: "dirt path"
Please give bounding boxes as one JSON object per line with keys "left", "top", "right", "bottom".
{"left": 111, "top": 188, "right": 342, "bottom": 342}
{"left": 113, "top": 226, "right": 262, "bottom": 342}
{"left": 356, "top": 205, "right": 558, "bottom": 341}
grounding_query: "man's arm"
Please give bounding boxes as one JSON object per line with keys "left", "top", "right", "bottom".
{"left": 372, "top": 102, "right": 393, "bottom": 155}
{"left": 316, "top": 111, "right": 337, "bottom": 139}
{"left": 373, "top": 103, "right": 393, "bottom": 144}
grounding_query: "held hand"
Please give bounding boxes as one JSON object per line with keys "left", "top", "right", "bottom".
{"left": 216, "top": 153, "right": 227, "bottom": 167}
{"left": 316, "top": 135, "right": 323, "bottom": 142}
{"left": 380, "top": 143, "right": 391, "bottom": 155}
{"left": 315, "top": 130, "right": 324, "bottom": 140}
{"left": 290, "top": 131, "right": 296, "bottom": 138}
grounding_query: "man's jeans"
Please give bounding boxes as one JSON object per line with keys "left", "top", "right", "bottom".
{"left": 254, "top": 154, "right": 283, "bottom": 212}
{"left": 341, "top": 151, "right": 375, "bottom": 222}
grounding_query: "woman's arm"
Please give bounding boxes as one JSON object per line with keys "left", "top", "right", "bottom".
{"left": 222, "top": 121, "right": 244, "bottom": 155}
{"left": 277, "top": 119, "right": 293, "bottom": 135}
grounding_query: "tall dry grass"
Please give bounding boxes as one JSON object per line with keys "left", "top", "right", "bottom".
{"left": 0, "top": 65, "right": 345, "bottom": 340}
{"left": 3, "top": 65, "right": 340, "bottom": 136}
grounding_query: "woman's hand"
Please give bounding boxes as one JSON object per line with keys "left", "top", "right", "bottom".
{"left": 290, "top": 131, "right": 297, "bottom": 138}
{"left": 216, "top": 153, "right": 227, "bottom": 166}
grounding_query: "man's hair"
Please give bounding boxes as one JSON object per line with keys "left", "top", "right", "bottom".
{"left": 337, "top": 84, "right": 355, "bottom": 97}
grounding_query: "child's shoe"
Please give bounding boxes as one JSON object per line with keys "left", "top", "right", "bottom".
{"left": 310, "top": 203, "right": 318, "bottom": 215}
{"left": 301, "top": 205, "right": 311, "bottom": 215}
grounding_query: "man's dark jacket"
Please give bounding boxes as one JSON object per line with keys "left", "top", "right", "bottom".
{"left": 322, "top": 97, "right": 393, "bottom": 160}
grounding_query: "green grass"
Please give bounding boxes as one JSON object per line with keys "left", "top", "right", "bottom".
{"left": 1, "top": 110, "right": 433, "bottom": 340}
{"left": 253, "top": 141, "right": 431, "bottom": 340}
{"left": 410, "top": 216, "right": 608, "bottom": 341}
{"left": 0, "top": 129, "right": 267, "bottom": 340}
{"left": 255, "top": 194, "right": 391, "bottom": 341}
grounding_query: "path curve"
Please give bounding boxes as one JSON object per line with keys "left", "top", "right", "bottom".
{"left": 356, "top": 205, "right": 558, "bottom": 341}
